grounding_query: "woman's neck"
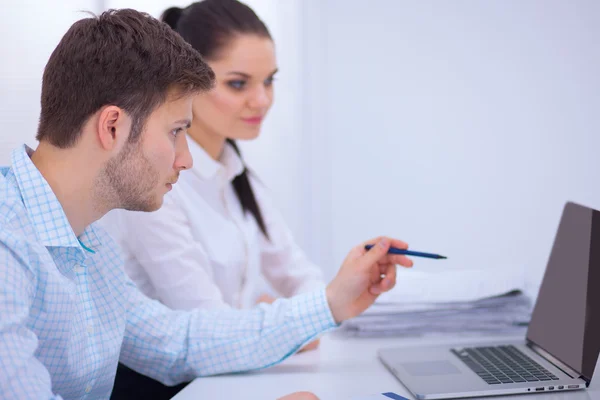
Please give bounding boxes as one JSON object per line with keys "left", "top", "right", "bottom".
{"left": 187, "top": 125, "right": 226, "bottom": 161}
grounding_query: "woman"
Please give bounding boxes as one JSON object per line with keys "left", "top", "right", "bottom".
{"left": 105, "top": 0, "right": 325, "bottom": 398}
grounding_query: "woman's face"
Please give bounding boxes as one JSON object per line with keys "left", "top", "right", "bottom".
{"left": 191, "top": 34, "right": 277, "bottom": 141}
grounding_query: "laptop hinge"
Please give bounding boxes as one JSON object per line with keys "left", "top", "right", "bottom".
{"left": 528, "top": 342, "right": 586, "bottom": 383}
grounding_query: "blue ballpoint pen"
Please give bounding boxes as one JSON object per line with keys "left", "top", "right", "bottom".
{"left": 364, "top": 244, "right": 447, "bottom": 260}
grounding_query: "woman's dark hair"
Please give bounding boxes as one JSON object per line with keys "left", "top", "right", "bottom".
{"left": 161, "top": 0, "right": 272, "bottom": 239}
{"left": 162, "top": 0, "right": 271, "bottom": 60}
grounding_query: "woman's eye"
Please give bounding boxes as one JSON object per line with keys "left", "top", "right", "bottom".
{"left": 227, "top": 80, "right": 246, "bottom": 90}
{"left": 265, "top": 76, "right": 276, "bottom": 86}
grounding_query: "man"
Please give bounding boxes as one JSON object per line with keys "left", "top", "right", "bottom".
{"left": 0, "top": 9, "right": 413, "bottom": 400}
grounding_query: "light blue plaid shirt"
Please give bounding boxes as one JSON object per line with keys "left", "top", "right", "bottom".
{"left": 0, "top": 145, "right": 337, "bottom": 400}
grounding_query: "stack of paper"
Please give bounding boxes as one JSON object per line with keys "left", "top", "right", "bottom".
{"left": 338, "top": 268, "right": 532, "bottom": 338}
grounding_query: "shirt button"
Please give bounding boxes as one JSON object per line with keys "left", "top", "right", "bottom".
{"left": 87, "top": 324, "right": 94, "bottom": 334}
{"left": 74, "top": 265, "right": 84, "bottom": 274}
{"left": 85, "top": 385, "right": 92, "bottom": 393}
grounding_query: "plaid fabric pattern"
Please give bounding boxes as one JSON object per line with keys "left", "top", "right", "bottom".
{"left": 0, "top": 145, "right": 337, "bottom": 400}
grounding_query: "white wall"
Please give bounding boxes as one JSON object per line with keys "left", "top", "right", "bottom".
{"left": 310, "top": 0, "right": 600, "bottom": 295}
{"left": 0, "top": 1, "right": 101, "bottom": 164}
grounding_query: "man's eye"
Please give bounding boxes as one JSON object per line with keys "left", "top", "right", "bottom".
{"left": 171, "top": 127, "right": 184, "bottom": 137}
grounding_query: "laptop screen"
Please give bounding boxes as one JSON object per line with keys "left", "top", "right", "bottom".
{"left": 527, "top": 201, "right": 600, "bottom": 382}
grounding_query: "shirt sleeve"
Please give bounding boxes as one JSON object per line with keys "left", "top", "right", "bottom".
{"left": 252, "top": 177, "right": 326, "bottom": 297}
{"left": 119, "top": 280, "right": 337, "bottom": 386}
{"left": 0, "top": 237, "right": 64, "bottom": 400}
{"left": 103, "top": 195, "right": 231, "bottom": 311}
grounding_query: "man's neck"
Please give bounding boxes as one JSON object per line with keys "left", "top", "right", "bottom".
{"left": 30, "top": 142, "right": 104, "bottom": 237}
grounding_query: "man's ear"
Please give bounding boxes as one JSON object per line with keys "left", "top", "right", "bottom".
{"left": 96, "top": 105, "right": 131, "bottom": 151}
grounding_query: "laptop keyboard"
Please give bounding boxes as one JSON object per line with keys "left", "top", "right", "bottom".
{"left": 451, "top": 345, "right": 559, "bottom": 385}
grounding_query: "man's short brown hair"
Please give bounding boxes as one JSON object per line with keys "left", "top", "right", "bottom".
{"left": 36, "top": 9, "right": 215, "bottom": 148}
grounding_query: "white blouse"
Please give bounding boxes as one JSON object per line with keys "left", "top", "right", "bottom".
{"left": 100, "top": 137, "right": 325, "bottom": 310}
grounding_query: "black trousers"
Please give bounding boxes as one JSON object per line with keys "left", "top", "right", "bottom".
{"left": 110, "top": 363, "right": 190, "bottom": 400}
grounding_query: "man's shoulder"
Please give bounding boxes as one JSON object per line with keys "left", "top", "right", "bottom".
{"left": 0, "top": 170, "right": 42, "bottom": 272}
{"left": 0, "top": 166, "right": 25, "bottom": 215}
{"left": 0, "top": 218, "right": 38, "bottom": 282}
{"left": 0, "top": 170, "right": 33, "bottom": 239}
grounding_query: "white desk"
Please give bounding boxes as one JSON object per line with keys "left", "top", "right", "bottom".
{"left": 172, "top": 333, "right": 600, "bottom": 400}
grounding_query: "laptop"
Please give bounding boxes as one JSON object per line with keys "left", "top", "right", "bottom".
{"left": 378, "top": 201, "right": 600, "bottom": 399}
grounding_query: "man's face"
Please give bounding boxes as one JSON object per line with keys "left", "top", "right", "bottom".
{"left": 104, "top": 94, "right": 194, "bottom": 212}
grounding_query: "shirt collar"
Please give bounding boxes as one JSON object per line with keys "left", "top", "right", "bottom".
{"left": 187, "top": 136, "right": 245, "bottom": 183}
{"left": 11, "top": 145, "right": 102, "bottom": 256}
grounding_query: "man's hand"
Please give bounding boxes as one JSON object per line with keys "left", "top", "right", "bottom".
{"left": 325, "top": 237, "right": 413, "bottom": 323}
{"left": 256, "top": 293, "right": 321, "bottom": 352}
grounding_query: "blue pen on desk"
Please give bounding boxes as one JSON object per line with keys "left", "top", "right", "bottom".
{"left": 364, "top": 244, "right": 447, "bottom": 260}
